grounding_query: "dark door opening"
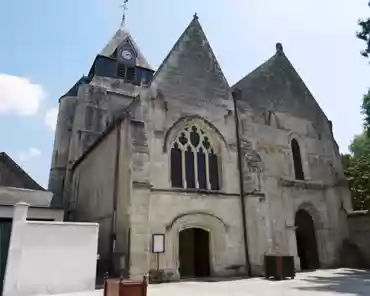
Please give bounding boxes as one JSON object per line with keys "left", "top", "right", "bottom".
{"left": 295, "top": 209, "right": 319, "bottom": 271}
{"left": 0, "top": 221, "right": 12, "bottom": 295}
{"left": 179, "top": 228, "right": 210, "bottom": 278}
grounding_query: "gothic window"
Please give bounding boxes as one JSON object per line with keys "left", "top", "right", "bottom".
{"left": 291, "top": 139, "right": 304, "bottom": 180}
{"left": 170, "top": 124, "right": 220, "bottom": 190}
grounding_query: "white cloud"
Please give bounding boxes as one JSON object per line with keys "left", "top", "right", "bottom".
{"left": 0, "top": 74, "right": 45, "bottom": 116}
{"left": 18, "top": 148, "right": 41, "bottom": 162}
{"left": 45, "top": 108, "right": 58, "bottom": 131}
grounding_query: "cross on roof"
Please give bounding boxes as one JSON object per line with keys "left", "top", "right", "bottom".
{"left": 120, "top": 0, "right": 129, "bottom": 29}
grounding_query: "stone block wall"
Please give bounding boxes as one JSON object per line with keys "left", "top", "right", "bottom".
{"left": 347, "top": 211, "right": 370, "bottom": 267}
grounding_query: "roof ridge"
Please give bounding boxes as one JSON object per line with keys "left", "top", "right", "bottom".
{"left": 151, "top": 14, "right": 229, "bottom": 88}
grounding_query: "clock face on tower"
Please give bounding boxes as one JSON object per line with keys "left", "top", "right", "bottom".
{"left": 121, "top": 50, "right": 133, "bottom": 60}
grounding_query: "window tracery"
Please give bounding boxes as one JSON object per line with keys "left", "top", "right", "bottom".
{"left": 171, "top": 124, "right": 220, "bottom": 190}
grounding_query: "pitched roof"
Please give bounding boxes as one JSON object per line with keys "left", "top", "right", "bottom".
{"left": 151, "top": 14, "right": 230, "bottom": 101}
{"left": 0, "top": 152, "right": 44, "bottom": 191}
{"left": 232, "top": 44, "right": 329, "bottom": 127}
{"left": 100, "top": 28, "right": 152, "bottom": 70}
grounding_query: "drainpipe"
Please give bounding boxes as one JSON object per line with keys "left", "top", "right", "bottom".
{"left": 109, "top": 121, "right": 122, "bottom": 276}
{"left": 232, "top": 89, "right": 252, "bottom": 277}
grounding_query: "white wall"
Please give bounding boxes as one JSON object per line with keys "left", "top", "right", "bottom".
{"left": 0, "top": 205, "right": 63, "bottom": 221}
{"left": 3, "top": 203, "right": 99, "bottom": 296}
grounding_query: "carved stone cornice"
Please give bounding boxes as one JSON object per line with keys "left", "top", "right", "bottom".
{"left": 278, "top": 177, "right": 327, "bottom": 190}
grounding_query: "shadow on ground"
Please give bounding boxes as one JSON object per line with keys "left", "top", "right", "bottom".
{"left": 296, "top": 269, "right": 370, "bottom": 295}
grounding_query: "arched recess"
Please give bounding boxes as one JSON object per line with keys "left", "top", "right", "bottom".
{"left": 295, "top": 209, "right": 319, "bottom": 270}
{"left": 295, "top": 202, "right": 324, "bottom": 269}
{"left": 287, "top": 133, "right": 310, "bottom": 180}
{"left": 291, "top": 139, "right": 304, "bottom": 180}
{"left": 163, "top": 115, "right": 228, "bottom": 153}
{"left": 165, "top": 212, "right": 227, "bottom": 277}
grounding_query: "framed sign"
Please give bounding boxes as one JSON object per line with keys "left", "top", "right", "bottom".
{"left": 152, "top": 234, "right": 165, "bottom": 253}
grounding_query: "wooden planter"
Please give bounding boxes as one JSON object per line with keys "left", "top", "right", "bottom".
{"left": 264, "top": 255, "right": 295, "bottom": 280}
{"left": 104, "top": 277, "right": 147, "bottom": 296}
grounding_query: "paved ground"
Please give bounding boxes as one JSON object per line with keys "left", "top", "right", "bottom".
{"left": 46, "top": 269, "right": 370, "bottom": 296}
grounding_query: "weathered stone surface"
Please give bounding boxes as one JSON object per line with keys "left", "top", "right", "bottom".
{"left": 50, "top": 15, "right": 351, "bottom": 280}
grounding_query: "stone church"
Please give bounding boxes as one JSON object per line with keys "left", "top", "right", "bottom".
{"left": 49, "top": 15, "right": 352, "bottom": 280}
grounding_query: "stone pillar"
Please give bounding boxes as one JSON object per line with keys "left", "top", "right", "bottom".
{"left": 128, "top": 120, "right": 151, "bottom": 281}
{"left": 3, "top": 202, "right": 30, "bottom": 296}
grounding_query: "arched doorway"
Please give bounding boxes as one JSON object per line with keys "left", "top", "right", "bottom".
{"left": 179, "top": 228, "right": 210, "bottom": 278}
{"left": 295, "top": 209, "right": 319, "bottom": 270}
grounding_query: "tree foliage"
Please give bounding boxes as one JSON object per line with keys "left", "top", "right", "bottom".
{"left": 345, "top": 2, "right": 370, "bottom": 211}
{"left": 349, "top": 132, "right": 370, "bottom": 157}
{"left": 357, "top": 1, "right": 370, "bottom": 58}
{"left": 362, "top": 90, "right": 370, "bottom": 134}
{"left": 343, "top": 153, "right": 370, "bottom": 211}
{"left": 343, "top": 131, "right": 370, "bottom": 210}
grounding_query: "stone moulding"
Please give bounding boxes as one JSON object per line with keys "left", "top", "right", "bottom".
{"left": 164, "top": 211, "right": 229, "bottom": 231}
{"left": 278, "top": 177, "right": 327, "bottom": 190}
{"left": 278, "top": 177, "right": 350, "bottom": 190}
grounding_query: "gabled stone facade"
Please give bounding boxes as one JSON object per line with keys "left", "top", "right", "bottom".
{"left": 49, "top": 15, "right": 352, "bottom": 280}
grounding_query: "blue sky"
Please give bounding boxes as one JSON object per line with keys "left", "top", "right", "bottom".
{"left": 0, "top": 0, "right": 369, "bottom": 187}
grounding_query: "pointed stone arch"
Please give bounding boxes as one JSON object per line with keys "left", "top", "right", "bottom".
{"left": 166, "top": 117, "right": 227, "bottom": 191}
{"left": 163, "top": 115, "right": 228, "bottom": 153}
{"left": 164, "top": 212, "right": 228, "bottom": 278}
{"left": 287, "top": 132, "right": 310, "bottom": 180}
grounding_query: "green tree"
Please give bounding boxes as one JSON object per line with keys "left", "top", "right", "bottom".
{"left": 343, "top": 131, "right": 370, "bottom": 210}
{"left": 349, "top": 132, "right": 370, "bottom": 157}
{"left": 362, "top": 91, "right": 370, "bottom": 135}
{"left": 343, "top": 153, "right": 370, "bottom": 211}
{"left": 357, "top": 1, "right": 370, "bottom": 58}
{"left": 345, "top": 1, "right": 370, "bottom": 211}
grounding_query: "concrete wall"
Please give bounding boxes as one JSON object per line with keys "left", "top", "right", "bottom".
{"left": 0, "top": 205, "right": 63, "bottom": 221}
{"left": 3, "top": 203, "right": 99, "bottom": 296}
{"left": 347, "top": 211, "right": 370, "bottom": 266}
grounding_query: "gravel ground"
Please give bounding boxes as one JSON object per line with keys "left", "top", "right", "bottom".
{"left": 43, "top": 268, "right": 370, "bottom": 296}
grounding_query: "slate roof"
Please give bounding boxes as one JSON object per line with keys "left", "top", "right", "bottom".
{"left": 232, "top": 44, "right": 329, "bottom": 127}
{"left": 0, "top": 152, "right": 44, "bottom": 191}
{"left": 100, "top": 28, "right": 152, "bottom": 70}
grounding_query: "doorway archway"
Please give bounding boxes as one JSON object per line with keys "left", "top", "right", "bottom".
{"left": 295, "top": 209, "right": 319, "bottom": 270}
{"left": 179, "top": 228, "right": 210, "bottom": 278}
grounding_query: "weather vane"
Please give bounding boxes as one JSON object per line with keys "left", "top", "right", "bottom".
{"left": 120, "top": 0, "right": 129, "bottom": 28}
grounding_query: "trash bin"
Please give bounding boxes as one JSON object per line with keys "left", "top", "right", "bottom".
{"left": 104, "top": 276, "right": 147, "bottom": 296}
{"left": 264, "top": 255, "right": 295, "bottom": 280}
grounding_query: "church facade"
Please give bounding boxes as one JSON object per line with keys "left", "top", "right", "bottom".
{"left": 49, "top": 15, "right": 352, "bottom": 280}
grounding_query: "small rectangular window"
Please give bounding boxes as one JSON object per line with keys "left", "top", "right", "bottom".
{"left": 126, "top": 67, "right": 135, "bottom": 83}
{"left": 117, "top": 64, "right": 126, "bottom": 79}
